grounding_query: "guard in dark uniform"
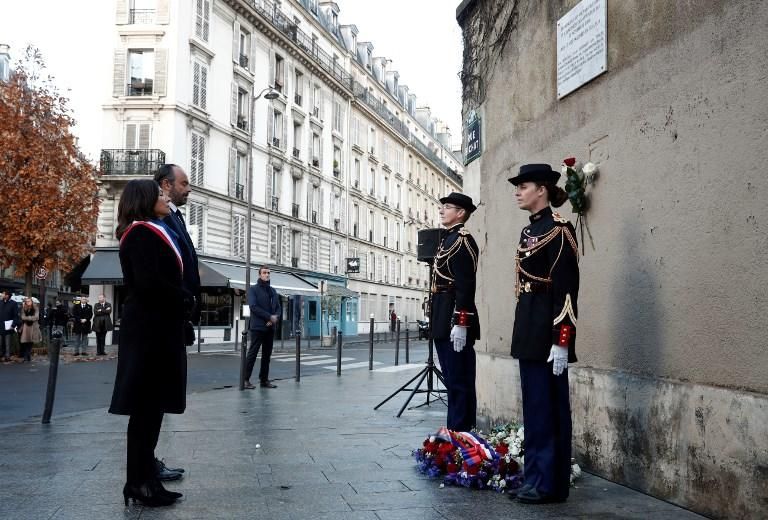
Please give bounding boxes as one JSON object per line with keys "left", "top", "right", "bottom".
{"left": 508, "top": 164, "right": 579, "bottom": 504}
{"left": 430, "top": 192, "right": 480, "bottom": 432}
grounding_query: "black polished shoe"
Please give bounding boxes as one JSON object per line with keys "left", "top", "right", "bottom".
{"left": 260, "top": 380, "right": 277, "bottom": 388}
{"left": 123, "top": 482, "right": 176, "bottom": 507}
{"left": 516, "top": 488, "right": 567, "bottom": 504}
{"left": 155, "top": 458, "right": 184, "bottom": 473}
{"left": 507, "top": 483, "right": 533, "bottom": 500}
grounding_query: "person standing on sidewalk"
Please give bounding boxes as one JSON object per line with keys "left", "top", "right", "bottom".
{"left": 153, "top": 164, "right": 200, "bottom": 481}
{"left": 110, "top": 179, "right": 188, "bottom": 507}
{"left": 508, "top": 164, "right": 579, "bottom": 505}
{"left": 244, "top": 266, "right": 281, "bottom": 389}
{"left": 18, "top": 297, "right": 41, "bottom": 362}
{"left": 71, "top": 295, "right": 93, "bottom": 356}
{"left": 92, "top": 294, "right": 113, "bottom": 356}
{"left": 0, "top": 289, "right": 21, "bottom": 362}
{"left": 430, "top": 193, "right": 481, "bottom": 432}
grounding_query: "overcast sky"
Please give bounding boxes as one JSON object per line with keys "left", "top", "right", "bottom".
{"left": 0, "top": 0, "right": 464, "bottom": 160}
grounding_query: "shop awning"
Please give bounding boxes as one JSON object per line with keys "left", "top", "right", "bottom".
{"left": 199, "top": 261, "right": 229, "bottom": 287}
{"left": 201, "top": 261, "right": 320, "bottom": 296}
{"left": 80, "top": 250, "right": 122, "bottom": 285}
{"left": 326, "top": 284, "right": 358, "bottom": 298}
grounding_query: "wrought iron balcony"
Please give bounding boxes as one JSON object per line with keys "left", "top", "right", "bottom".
{"left": 272, "top": 137, "right": 281, "bottom": 148}
{"left": 129, "top": 9, "right": 155, "bottom": 24}
{"left": 100, "top": 149, "right": 166, "bottom": 176}
{"left": 237, "top": 116, "right": 248, "bottom": 131}
{"left": 235, "top": 183, "right": 245, "bottom": 200}
{"left": 239, "top": 54, "right": 249, "bottom": 68}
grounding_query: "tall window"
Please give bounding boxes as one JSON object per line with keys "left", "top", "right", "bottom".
{"left": 192, "top": 61, "right": 207, "bottom": 110}
{"left": 368, "top": 210, "right": 374, "bottom": 242}
{"left": 125, "top": 123, "right": 151, "bottom": 149}
{"left": 195, "top": 0, "right": 211, "bottom": 41}
{"left": 232, "top": 214, "right": 245, "bottom": 258}
{"left": 190, "top": 133, "right": 205, "bottom": 186}
{"left": 274, "top": 54, "right": 284, "bottom": 91}
{"left": 128, "top": 49, "right": 154, "bottom": 95}
{"left": 369, "top": 128, "right": 376, "bottom": 154}
{"left": 238, "top": 29, "right": 250, "bottom": 68}
{"left": 129, "top": 0, "right": 155, "bottom": 24}
{"left": 333, "top": 100, "right": 343, "bottom": 133}
{"left": 312, "top": 84, "right": 321, "bottom": 117}
{"left": 352, "top": 203, "right": 359, "bottom": 237}
{"left": 352, "top": 117, "right": 360, "bottom": 146}
{"left": 234, "top": 153, "right": 246, "bottom": 199}
{"left": 236, "top": 88, "right": 249, "bottom": 130}
{"left": 271, "top": 110, "right": 283, "bottom": 148}
{"left": 187, "top": 202, "right": 205, "bottom": 251}
{"left": 311, "top": 133, "right": 320, "bottom": 167}
{"left": 294, "top": 69, "right": 303, "bottom": 105}
{"left": 353, "top": 158, "right": 361, "bottom": 188}
{"left": 292, "top": 123, "right": 302, "bottom": 159}
{"left": 333, "top": 147, "right": 341, "bottom": 178}
{"left": 368, "top": 168, "right": 375, "bottom": 196}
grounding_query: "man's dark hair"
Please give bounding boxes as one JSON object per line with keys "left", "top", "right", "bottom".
{"left": 115, "top": 179, "right": 161, "bottom": 239}
{"left": 154, "top": 163, "right": 180, "bottom": 186}
{"left": 259, "top": 265, "right": 270, "bottom": 274}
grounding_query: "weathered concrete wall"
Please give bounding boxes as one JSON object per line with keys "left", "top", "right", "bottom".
{"left": 458, "top": 0, "right": 768, "bottom": 518}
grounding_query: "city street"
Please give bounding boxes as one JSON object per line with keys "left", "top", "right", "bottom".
{"left": 0, "top": 340, "right": 430, "bottom": 427}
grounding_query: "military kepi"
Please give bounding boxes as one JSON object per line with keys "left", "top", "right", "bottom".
{"left": 507, "top": 163, "right": 560, "bottom": 185}
{"left": 439, "top": 192, "right": 477, "bottom": 213}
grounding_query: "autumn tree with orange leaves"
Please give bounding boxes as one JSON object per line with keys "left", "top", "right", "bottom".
{"left": 0, "top": 46, "right": 100, "bottom": 297}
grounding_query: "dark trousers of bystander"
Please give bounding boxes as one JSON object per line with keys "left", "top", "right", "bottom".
{"left": 244, "top": 329, "right": 275, "bottom": 383}
{"left": 518, "top": 359, "right": 572, "bottom": 501}
{"left": 95, "top": 332, "right": 107, "bottom": 355}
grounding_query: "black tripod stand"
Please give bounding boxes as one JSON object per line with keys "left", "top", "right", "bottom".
{"left": 374, "top": 264, "right": 447, "bottom": 417}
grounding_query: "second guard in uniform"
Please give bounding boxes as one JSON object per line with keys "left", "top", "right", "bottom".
{"left": 508, "top": 164, "right": 580, "bottom": 504}
{"left": 430, "top": 192, "right": 481, "bottom": 432}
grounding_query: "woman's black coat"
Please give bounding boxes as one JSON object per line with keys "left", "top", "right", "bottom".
{"left": 109, "top": 223, "right": 188, "bottom": 415}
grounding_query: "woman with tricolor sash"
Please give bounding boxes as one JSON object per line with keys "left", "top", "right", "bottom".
{"left": 109, "top": 179, "right": 189, "bottom": 507}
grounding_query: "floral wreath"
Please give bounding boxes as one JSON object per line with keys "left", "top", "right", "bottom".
{"left": 562, "top": 157, "right": 598, "bottom": 254}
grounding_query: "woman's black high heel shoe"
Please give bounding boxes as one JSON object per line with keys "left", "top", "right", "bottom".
{"left": 123, "top": 482, "right": 177, "bottom": 507}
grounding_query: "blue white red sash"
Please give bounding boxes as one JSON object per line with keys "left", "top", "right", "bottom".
{"left": 120, "top": 221, "right": 184, "bottom": 274}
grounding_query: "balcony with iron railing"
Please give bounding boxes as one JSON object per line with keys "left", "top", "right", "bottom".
{"left": 292, "top": 203, "right": 300, "bottom": 218}
{"left": 237, "top": 116, "right": 248, "bottom": 131}
{"left": 100, "top": 149, "right": 166, "bottom": 176}
{"left": 239, "top": 0, "right": 354, "bottom": 91}
{"left": 129, "top": 9, "right": 155, "bottom": 24}
{"left": 126, "top": 81, "right": 153, "bottom": 96}
{"left": 239, "top": 54, "right": 249, "bottom": 68}
{"left": 272, "top": 137, "right": 281, "bottom": 148}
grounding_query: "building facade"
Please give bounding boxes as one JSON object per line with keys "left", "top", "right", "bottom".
{"left": 90, "top": 0, "right": 463, "bottom": 341}
{"left": 456, "top": 1, "right": 768, "bottom": 518}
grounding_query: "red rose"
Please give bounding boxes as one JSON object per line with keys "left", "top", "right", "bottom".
{"left": 495, "top": 443, "right": 509, "bottom": 455}
{"left": 563, "top": 157, "right": 576, "bottom": 167}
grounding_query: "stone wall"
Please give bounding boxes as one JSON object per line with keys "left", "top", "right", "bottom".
{"left": 457, "top": 0, "right": 768, "bottom": 518}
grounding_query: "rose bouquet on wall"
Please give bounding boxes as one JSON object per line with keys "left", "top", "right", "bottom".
{"left": 562, "top": 157, "right": 598, "bottom": 254}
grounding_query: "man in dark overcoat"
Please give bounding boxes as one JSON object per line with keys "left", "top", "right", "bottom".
{"left": 429, "top": 192, "right": 480, "bottom": 432}
{"left": 71, "top": 295, "right": 93, "bottom": 356}
{"left": 244, "top": 266, "right": 281, "bottom": 389}
{"left": 0, "top": 289, "right": 21, "bottom": 361}
{"left": 92, "top": 294, "right": 114, "bottom": 356}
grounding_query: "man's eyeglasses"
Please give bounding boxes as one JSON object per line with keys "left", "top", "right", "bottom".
{"left": 441, "top": 204, "right": 462, "bottom": 211}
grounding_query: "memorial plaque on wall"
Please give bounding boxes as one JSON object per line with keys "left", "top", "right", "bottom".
{"left": 557, "top": 0, "right": 607, "bottom": 99}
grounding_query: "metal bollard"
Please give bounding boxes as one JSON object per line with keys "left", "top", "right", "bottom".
{"left": 234, "top": 320, "right": 239, "bottom": 352}
{"left": 336, "top": 330, "right": 343, "bottom": 376}
{"left": 395, "top": 319, "right": 401, "bottom": 366}
{"left": 42, "top": 337, "right": 62, "bottom": 424}
{"left": 197, "top": 321, "right": 202, "bottom": 353}
{"left": 239, "top": 329, "right": 248, "bottom": 390}
{"left": 295, "top": 330, "right": 301, "bottom": 381}
{"left": 368, "top": 316, "right": 374, "bottom": 370}
{"left": 405, "top": 321, "right": 410, "bottom": 364}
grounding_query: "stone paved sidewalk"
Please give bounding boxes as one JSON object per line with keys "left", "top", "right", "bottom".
{"left": 0, "top": 365, "right": 708, "bottom": 519}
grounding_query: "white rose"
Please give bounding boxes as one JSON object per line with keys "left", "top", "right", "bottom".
{"left": 582, "top": 162, "right": 597, "bottom": 176}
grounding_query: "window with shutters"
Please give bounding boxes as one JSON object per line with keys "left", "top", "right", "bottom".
{"left": 294, "top": 69, "right": 303, "bottom": 106}
{"left": 353, "top": 158, "right": 360, "bottom": 188}
{"left": 311, "top": 133, "right": 320, "bottom": 168}
{"left": 274, "top": 54, "right": 284, "bottom": 92}
{"left": 128, "top": 0, "right": 155, "bottom": 24}
{"left": 187, "top": 202, "right": 205, "bottom": 251}
{"left": 291, "top": 230, "right": 301, "bottom": 267}
{"left": 125, "top": 123, "right": 152, "bottom": 149}
{"left": 368, "top": 252, "right": 375, "bottom": 280}
{"left": 369, "top": 128, "right": 376, "bottom": 155}
{"left": 368, "top": 210, "right": 374, "bottom": 242}
{"left": 292, "top": 122, "right": 302, "bottom": 159}
{"left": 333, "top": 146, "right": 341, "bottom": 179}
{"left": 238, "top": 29, "right": 251, "bottom": 69}
{"left": 192, "top": 61, "right": 208, "bottom": 110}
{"left": 331, "top": 240, "right": 340, "bottom": 274}
{"left": 352, "top": 203, "right": 359, "bottom": 237}
{"left": 236, "top": 88, "right": 249, "bottom": 130}
{"left": 309, "top": 236, "right": 319, "bottom": 270}
{"left": 368, "top": 168, "right": 375, "bottom": 196}
{"left": 332, "top": 100, "right": 343, "bottom": 134}
{"left": 271, "top": 110, "right": 283, "bottom": 149}
{"left": 190, "top": 133, "right": 205, "bottom": 186}
{"left": 232, "top": 214, "right": 246, "bottom": 258}
{"left": 234, "top": 153, "right": 246, "bottom": 200}
{"left": 383, "top": 217, "right": 389, "bottom": 248}
{"left": 312, "top": 84, "right": 321, "bottom": 118}
{"left": 267, "top": 167, "right": 280, "bottom": 211}
{"left": 127, "top": 49, "right": 154, "bottom": 95}
{"left": 195, "top": 0, "right": 211, "bottom": 41}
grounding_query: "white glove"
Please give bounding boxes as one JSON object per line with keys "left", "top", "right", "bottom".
{"left": 450, "top": 325, "right": 467, "bottom": 352}
{"left": 547, "top": 345, "right": 569, "bottom": 376}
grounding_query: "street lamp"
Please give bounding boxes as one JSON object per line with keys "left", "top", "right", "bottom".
{"left": 240, "top": 85, "right": 280, "bottom": 391}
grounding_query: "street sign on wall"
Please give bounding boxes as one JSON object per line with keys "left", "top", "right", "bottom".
{"left": 346, "top": 258, "right": 360, "bottom": 274}
{"left": 464, "top": 111, "right": 482, "bottom": 165}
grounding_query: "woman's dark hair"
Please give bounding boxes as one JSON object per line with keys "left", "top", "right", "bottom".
{"left": 537, "top": 181, "right": 569, "bottom": 208}
{"left": 115, "top": 179, "right": 161, "bottom": 239}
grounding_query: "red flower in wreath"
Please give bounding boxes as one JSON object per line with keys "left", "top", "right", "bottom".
{"left": 495, "top": 443, "right": 509, "bottom": 456}
{"left": 446, "top": 462, "right": 459, "bottom": 474}
{"left": 563, "top": 157, "right": 576, "bottom": 167}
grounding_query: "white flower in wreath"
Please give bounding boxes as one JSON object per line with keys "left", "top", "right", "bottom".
{"left": 498, "top": 479, "right": 507, "bottom": 489}
{"left": 495, "top": 431, "right": 506, "bottom": 441}
{"left": 510, "top": 445, "right": 520, "bottom": 457}
{"left": 517, "top": 426, "right": 524, "bottom": 439}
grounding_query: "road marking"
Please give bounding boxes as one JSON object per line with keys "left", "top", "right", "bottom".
{"left": 372, "top": 363, "right": 424, "bottom": 373}
{"left": 301, "top": 357, "right": 355, "bottom": 366}
{"left": 322, "top": 361, "right": 382, "bottom": 371}
{"left": 273, "top": 354, "right": 331, "bottom": 362}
